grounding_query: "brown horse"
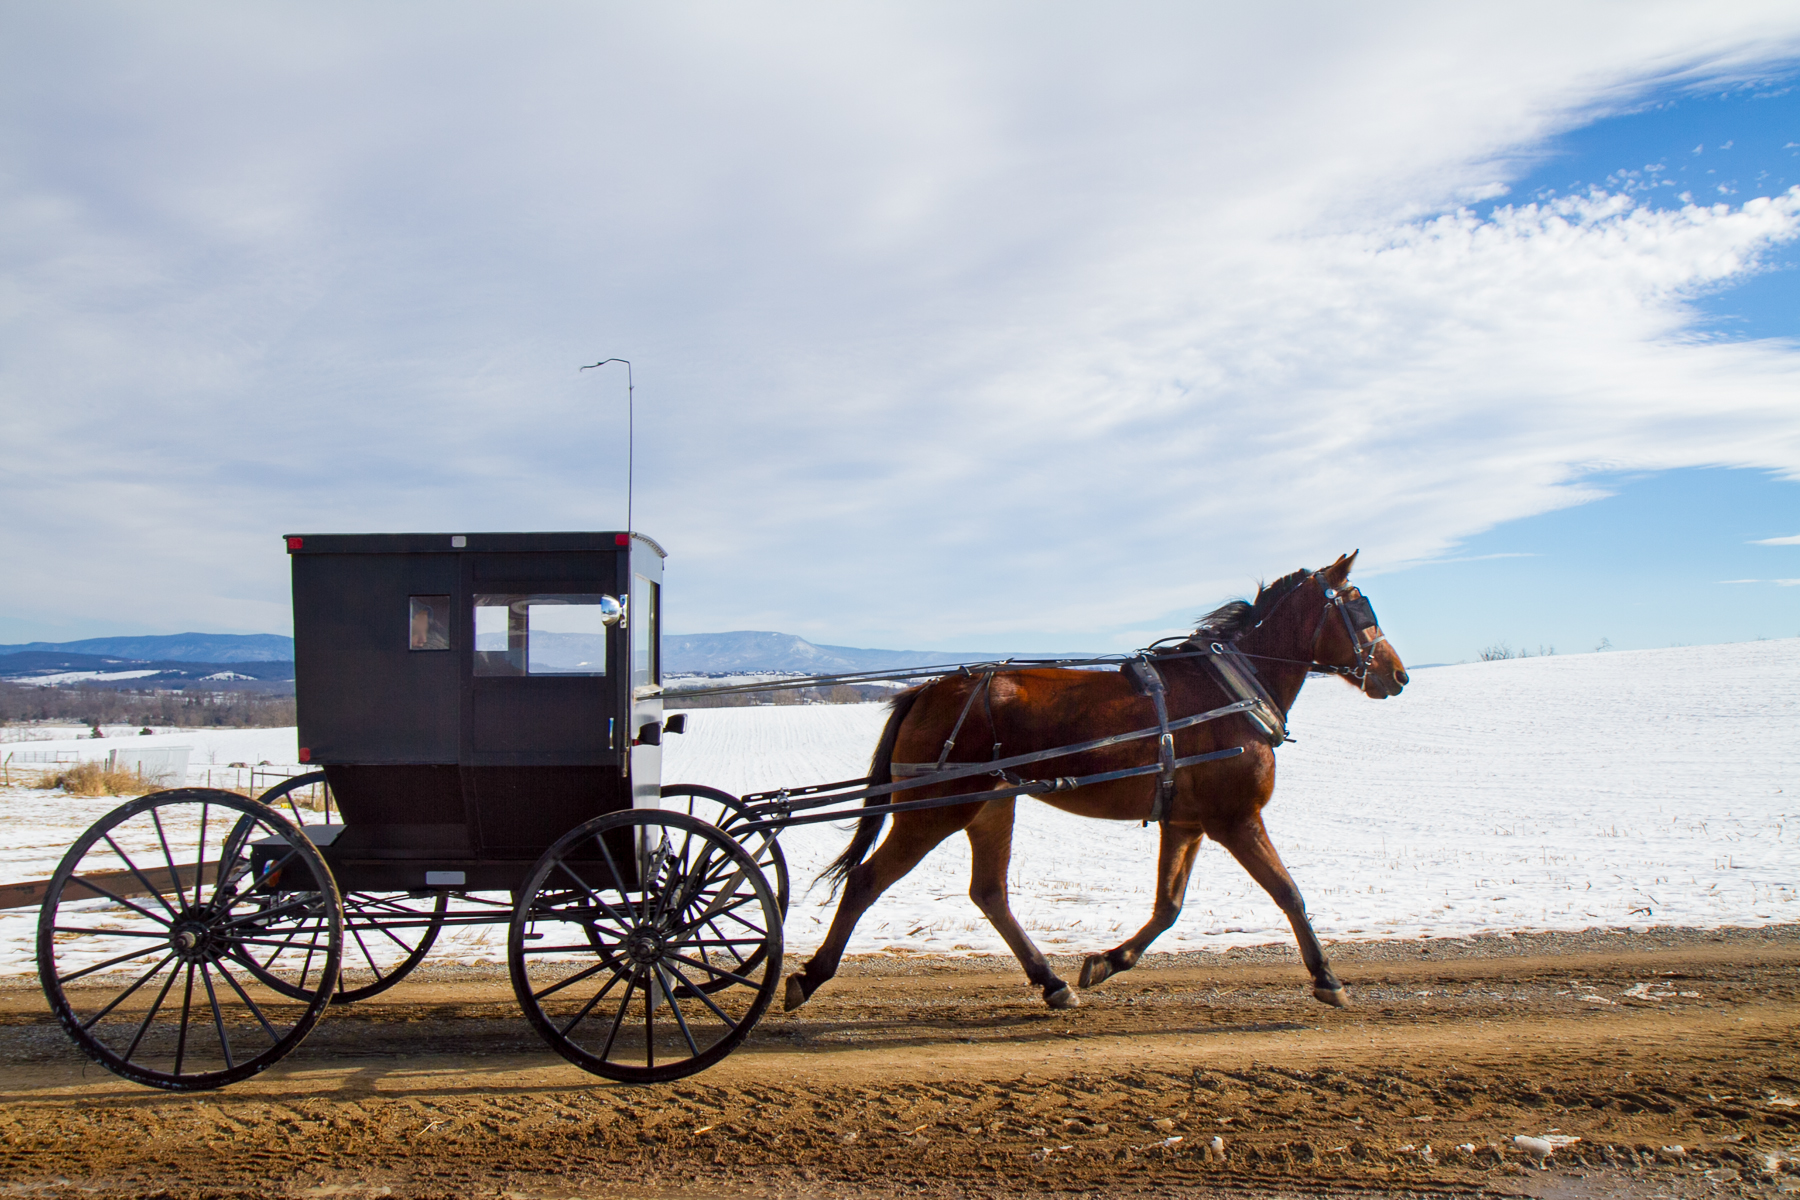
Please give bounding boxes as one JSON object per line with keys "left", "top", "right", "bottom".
{"left": 783, "top": 552, "right": 1407, "bottom": 1013}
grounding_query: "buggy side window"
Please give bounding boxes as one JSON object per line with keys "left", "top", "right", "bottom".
{"left": 630, "top": 575, "right": 659, "bottom": 690}
{"left": 409, "top": 596, "right": 451, "bottom": 650}
{"left": 473, "top": 594, "right": 612, "bottom": 676}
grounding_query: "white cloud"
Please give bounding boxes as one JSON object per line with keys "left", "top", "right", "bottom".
{"left": 1752, "top": 534, "right": 1800, "bottom": 544}
{"left": 3, "top": 3, "right": 1800, "bottom": 645}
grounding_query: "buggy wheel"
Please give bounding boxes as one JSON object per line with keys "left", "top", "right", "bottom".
{"left": 511, "top": 810, "right": 782, "bottom": 1084}
{"left": 37, "top": 789, "right": 342, "bottom": 1091}
{"left": 658, "top": 785, "right": 789, "bottom": 997}
{"left": 254, "top": 772, "right": 445, "bottom": 1003}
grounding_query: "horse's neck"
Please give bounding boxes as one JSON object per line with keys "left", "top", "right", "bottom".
{"left": 1231, "top": 626, "right": 1311, "bottom": 715}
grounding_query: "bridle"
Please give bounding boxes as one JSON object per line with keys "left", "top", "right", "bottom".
{"left": 1197, "top": 572, "right": 1387, "bottom": 684}
{"left": 1303, "top": 571, "right": 1388, "bottom": 684}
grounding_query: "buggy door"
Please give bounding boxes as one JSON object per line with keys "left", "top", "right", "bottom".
{"left": 461, "top": 551, "right": 624, "bottom": 856}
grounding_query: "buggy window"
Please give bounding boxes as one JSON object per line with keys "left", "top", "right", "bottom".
{"left": 473, "top": 594, "right": 611, "bottom": 676}
{"left": 409, "top": 595, "right": 451, "bottom": 650}
{"left": 630, "top": 575, "right": 659, "bottom": 690}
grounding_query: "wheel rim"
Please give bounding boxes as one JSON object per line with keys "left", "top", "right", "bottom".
{"left": 511, "top": 810, "right": 782, "bottom": 1083}
{"left": 37, "top": 789, "right": 342, "bottom": 1091}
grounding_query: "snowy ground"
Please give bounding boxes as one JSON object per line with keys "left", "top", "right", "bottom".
{"left": 3, "top": 639, "right": 1794, "bottom": 974}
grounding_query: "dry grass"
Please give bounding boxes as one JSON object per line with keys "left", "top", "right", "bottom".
{"left": 32, "top": 762, "right": 163, "bottom": 796}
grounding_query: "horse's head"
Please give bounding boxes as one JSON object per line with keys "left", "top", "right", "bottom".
{"left": 1309, "top": 552, "right": 1408, "bottom": 699}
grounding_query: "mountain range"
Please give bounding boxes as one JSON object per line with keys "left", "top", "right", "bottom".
{"left": 0, "top": 633, "right": 294, "bottom": 663}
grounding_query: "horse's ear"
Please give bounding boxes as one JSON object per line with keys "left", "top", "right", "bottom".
{"left": 1324, "top": 550, "right": 1358, "bottom": 585}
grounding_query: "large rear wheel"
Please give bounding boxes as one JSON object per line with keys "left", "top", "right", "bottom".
{"left": 37, "top": 789, "right": 342, "bottom": 1091}
{"left": 510, "top": 809, "right": 782, "bottom": 1083}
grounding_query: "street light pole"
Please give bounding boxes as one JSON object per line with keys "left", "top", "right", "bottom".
{"left": 579, "top": 357, "right": 634, "bottom": 535}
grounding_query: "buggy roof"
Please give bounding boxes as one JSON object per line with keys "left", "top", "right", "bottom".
{"left": 283, "top": 532, "right": 666, "bottom": 557}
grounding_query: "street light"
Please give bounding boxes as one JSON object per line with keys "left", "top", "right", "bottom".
{"left": 580, "top": 357, "right": 634, "bottom": 535}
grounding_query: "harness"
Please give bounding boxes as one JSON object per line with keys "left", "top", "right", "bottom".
{"left": 889, "top": 571, "right": 1387, "bottom": 822}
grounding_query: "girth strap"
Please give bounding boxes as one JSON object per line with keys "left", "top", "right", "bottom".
{"left": 1126, "top": 655, "right": 1179, "bottom": 824}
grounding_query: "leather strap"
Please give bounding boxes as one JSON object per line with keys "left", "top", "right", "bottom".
{"left": 1127, "top": 655, "right": 1179, "bottom": 823}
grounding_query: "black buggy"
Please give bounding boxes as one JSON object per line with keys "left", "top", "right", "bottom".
{"left": 32, "top": 530, "right": 1260, "bottom": 1091}
{"left": 34, "top": 532, "right": 789, "bottom": 1090}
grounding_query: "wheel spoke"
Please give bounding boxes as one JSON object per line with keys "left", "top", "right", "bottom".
{"left": 531, "top": 957, "right": 615, "bottom": 1002}
{"left": 552, "top": 857, "right": 632, "bottom": 929}
{"left": 98, "top": 835, "right": 181, "bottom": 920}
{"left": 653, "top": 967, "right": 702, "bottom": 1058}
{"left": 597, "top": 969, "right": 640, "bottom": 1064}
{"left": 78, "top": 952, "right": 177, "bottom": 1029}
{"left": 556, "top": 967, "right": 626, "bottom": 1037}
{"left": 211, "top": 958, "right": 282, "bottom": 1045}
{"left": 667, "top": 952, "right": 762, "bottom": 990}
{"left": 192, "top": 804, "right": 209, "bottom": 907}
{"left": 347, "top": 922, "right": 386, "bottom": 985}
{"left": 52, "top": 925, "right": 171, "bottom": 940}
{"left": 123, "top": 956, "right": 183, "bottom": 1060}
{"left": 57, "top": 942, "right": 171, "bottom": 986}
{"left": 54, "top": 875, "right": 172, "bottom": 928}
{"left": 664, "top": 958, "right": 738, "bottom": 1026}
{"left": 200, "top": 964, "right": 233, "bottom": 1070}
{"left": 148, "top": 808, "right": 184, "bottom": 914}
{"left": 172, "top": 962, "right": 196, "bottom": 1077}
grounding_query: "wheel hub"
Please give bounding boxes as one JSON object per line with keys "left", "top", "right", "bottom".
{"left": 624, "top": 931, "right": 665, "bottom": 966}
{"left": 169, "top": 907, "right": 226, "bottom": 964}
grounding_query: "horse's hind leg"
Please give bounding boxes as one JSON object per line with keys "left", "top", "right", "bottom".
{"left": 786, "top": 805, "right": 975, "bottom": 1011}
{"left": 964, "top": 798, "right": 1078, "bottom": 1009}
{"left": 1078, "top": 824, "right": 1204, "bottom": 990}
{"left": 1210, "top": 813, "right": 1348, "bottom": 1007}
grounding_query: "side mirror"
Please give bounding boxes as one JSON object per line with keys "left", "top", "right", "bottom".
{"left": 595, "top": 595, "right": 624, "bottom": 626}
{"left": 663, "top": 713, "right": 687, "bottom": 736}
{"left": 634, "top": 720, "right": 662, "bottom": 747}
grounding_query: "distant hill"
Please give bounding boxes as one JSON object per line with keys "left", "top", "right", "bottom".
{"left": 0, "top": 633, "right": 293, "bottom": 663}
{"left": 0, "top": 650, "right": 294, "bottom": 685}
{"left": 664, "top": 631, "right": 1101, "bottom": 675}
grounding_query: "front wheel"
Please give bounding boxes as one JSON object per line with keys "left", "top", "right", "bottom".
{"left": 510, "top": 809, "right": 782, "bottom": 1083}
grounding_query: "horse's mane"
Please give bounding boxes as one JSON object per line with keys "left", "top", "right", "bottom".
{"left": 1192, "top": 568, "right": 1311, "bottom": 642}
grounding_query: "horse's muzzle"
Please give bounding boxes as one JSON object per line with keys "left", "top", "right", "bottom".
{"left": 1363, "top": 668, "right": 1407, "bottom": 699}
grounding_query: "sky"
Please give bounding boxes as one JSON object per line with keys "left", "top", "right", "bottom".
{"left": 2, "top": 3, "right": 1799, "bottom": 667}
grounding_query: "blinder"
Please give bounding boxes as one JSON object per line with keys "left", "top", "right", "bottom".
{"left": 1308, "top": 576, "right": 1388, "bottom": 683}
{"left": 1338, "top": 589, "right": 1379, "bottom": 638}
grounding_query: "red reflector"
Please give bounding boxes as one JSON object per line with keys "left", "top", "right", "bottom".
{"left": 615, "top": 533, "right": 629, "bottom": 546}
{"left": 286, "top": 536, "right": 304, "bottom": 551}
{"left": 298, "top": 747, "right": 311, "bottom": 763}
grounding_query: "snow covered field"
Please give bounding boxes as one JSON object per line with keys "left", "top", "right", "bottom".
{"left": 2, "top": 639, "right": 1794, "bottom": 975}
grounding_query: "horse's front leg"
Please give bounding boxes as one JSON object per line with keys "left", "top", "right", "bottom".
{"left": 1078, "top": 821, "right": 1203, "bottom": 990}
{"left": 964, "top": 797, "right": 1078, "bottom": 1009}
{"left": 1210, "top": 812, "right": 1348, "bottom": 1007}
{"left": 786, "top": 804, "right": 974, "bottom": 1011}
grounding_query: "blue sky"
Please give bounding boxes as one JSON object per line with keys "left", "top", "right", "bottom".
{"left": 2, "top": 3, "right": 1799, "bottom": 667}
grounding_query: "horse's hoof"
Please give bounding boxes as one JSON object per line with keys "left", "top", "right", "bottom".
{"left": 1045, "top": 985, "right": 1080, "bottom": 1010}
{"left": 783, "top": 974, "right": 811, "bottom": 1012}
{"left": 1078, "top": 954, "right": 1111, "bottom": 989}
{"left": 1312, "top": 985, "right": 1350, "bottom": 1008}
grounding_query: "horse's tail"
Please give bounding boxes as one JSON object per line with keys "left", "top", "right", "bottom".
{"left": 819, "top": 683, "right": 924, "bottom": 899}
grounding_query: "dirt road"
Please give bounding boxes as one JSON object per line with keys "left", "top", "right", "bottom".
{"left": 3, "top": 926, "right": 1796, "bottom": 1199}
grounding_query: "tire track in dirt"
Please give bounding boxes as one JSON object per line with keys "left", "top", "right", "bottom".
{"left": 1, "top": 926, "right": 1795, "bottom": 1199}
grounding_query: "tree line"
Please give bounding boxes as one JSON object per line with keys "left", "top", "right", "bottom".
{"left": 0, "top": 683, "right": 297, "bottom": 729}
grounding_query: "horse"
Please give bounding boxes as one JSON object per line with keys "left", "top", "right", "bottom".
{"left": 782, "top": 552, "right": 1408, "bottom": 1013}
